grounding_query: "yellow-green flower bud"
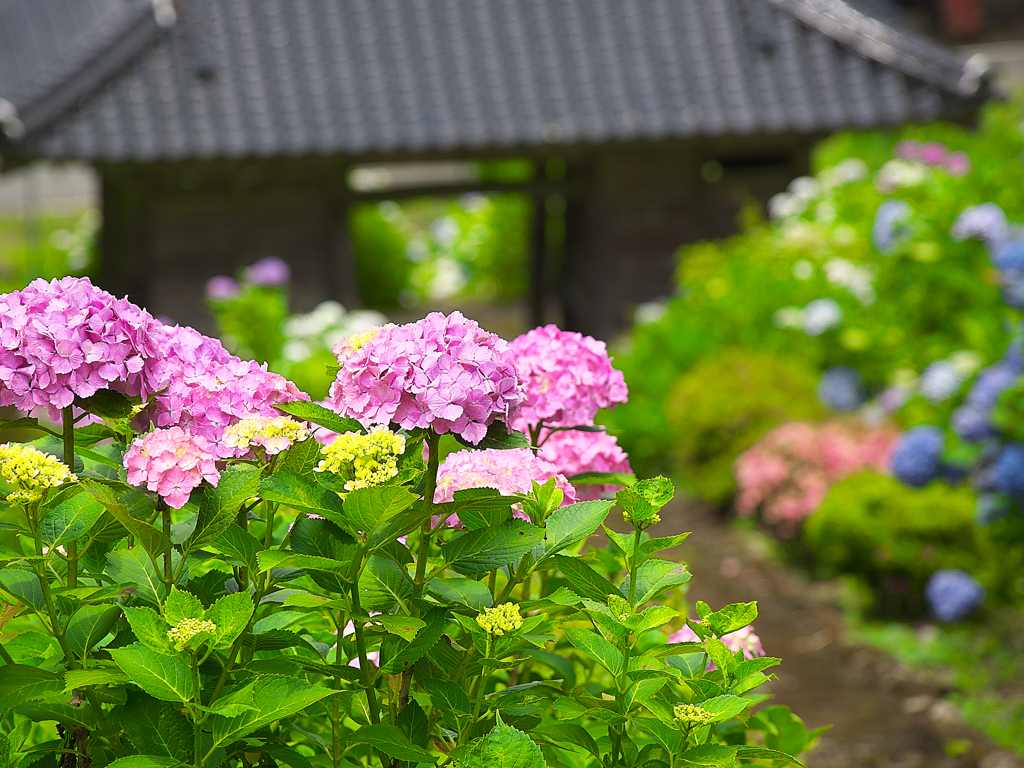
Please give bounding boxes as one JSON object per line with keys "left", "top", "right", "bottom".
{"left": 0, "top": 443, "right": 76, "bottom": 504}
{"left": 673, "top": 703, "right": 714, "bottom": 726}
{"left": 475, "top": 603, "right": 524, "bottom": 637}
{"left": 316, "top": 426, "right": 406, "bottom": 491}
{"left": 166, "top": 618, "right": 217, "bottom": 649}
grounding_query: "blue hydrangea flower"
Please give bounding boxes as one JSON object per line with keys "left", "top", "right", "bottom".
{"left": 890, "top": 425, "right": 944, "bottom": 487}
{"left": 816, "top": 366, "right": 865, "bottom": 411}
{"left": 975, "top": 493, "right": 1010, "bottom": 526}
{"left": 1001, "top": 269, "right": 1024, "bottom": 309}
{"left": 871, "top": 199, "right": 913, "bottom": 254}
{"left": 992, "top": 443, "right": 1024, "bottom": 497}
{"left": 992, "top": 237, "right": 1024, "bottom": 270}
{"left": 925, "top": 569, "right": 985, "bottom": 622}
{"left": 952, "top": 357, "right": 1021, "bottom": 442}
{"left": 949, "top": 202, "right": 1008, "bottom": 246}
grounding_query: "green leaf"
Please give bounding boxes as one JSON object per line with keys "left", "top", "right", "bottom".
{"left": 566, "top": 470, "right": 637, "bottom": 488}
{"left": 707, "top": 602, "right": 757, "bottom": 636}
{"left": 553, "top": 555, "right": 619, "bottom": 602}
{"left": 428, "top": 575, "right": 493, "bottom": 610}
{"left": 64, "top": 604, "right": 122, "bottom": 656}
{"left": 276, "top": 437, "right": 322, "bottom": 477}
{"left": 187, "top": 466, "right": 261, "bottom": 549}
{"left": 615, "top": 487, "right": 657, "bottom": 526}
{"left": 74, "top": 389, "right": 137, "bottom": 420}
{"left": 273, "top": 401, "right": 363, "bottom": 436}
{"left": 14, "top": 701, "right": 97, "bottom": 729}
{"left": 464, "top": 421, "right": 531, "bottom": 451}
{"left": 104, "top": 757, "right": 183, "bottom": 768}
{"left": 344, "top": 485, "right": 418, "bottom": 540}
{"left": 376, "top": 615, "right": 426, "bottom": 642}
{"left": 632, "top": 717, "right": 682, "bottom": 755}
{"left": 0, "top": 416, "right": 55, "bottom": 436}
{"left": 424, "top": 679, "right": 471, "bottom": 729}
{"left": 677, "top": 744, "right": 738, "bottom": 767}
{"left": 397, "top": 699, "right": 429, "bottom": 748}
{"left": 257, "top": 550, "right": 353, "bottom": 578}
{"left": 531, "top": 723, "right": 600, "bottom": 758}
{"left": 290, "top": 515, "right": 359, "bottom": 592}
{"left": 64, "top": 668, "right": 131, "bottom": 691}
{"left": 563, "top": 627, "right": 623, "bottom": 675}
{"left": 123, "top": 606, "right": 176, "bottom": 655}
{"left": 211, "top": 525, "right": 264, "bottom": 573}
{"left": 344, "top": 724, "right": 433, "bottom": 762}
{"left": 704, "top": 638, "right": 737, "bottom": 677}
{"left": 735, "top": 747, "right": 805, "bottom": 767}
{"left": 640, "top": 532, "right": 692, "bottom": 560}
{"left": 622, "top": 559, "right": 690, "bottom": 606}
{"left": 163, "top": 586, "right": 205, "bottom": 625}
{"left": 210, "top": 675, "right": 332, "bottom": 748}
{"left": 40, "top": 489, "right": 105, "bottom": 547}
{"left": 622, "top": 677, "right": 668, "bottom": 713}
{"left": 0, "top": 568, "right": 45, "bottom": 610}
{"left": 0, "top": 665, "right": 62, "bottom": 712}
{"left": 359, "top": 554, "right": 413, "bottom": 612}
{"left": 379, "top": 607, "right": 446, "bottom": 675}
{"left": 435, "top": 488, "right": 514, "bottom": 531}
{"left": 205, "top": 591, "right": 255, "bottom": 649}
{"left": 733, "top": 656, "right": 781, "bottom": 679}
{"left": 633, "top": 476, "right": 675, "bottom": 509}
{"left": 442, "top": 520, "right": 543, "bottom": 575}
{"left": 83, "top": 480, "right": 169, "bottom": 559}
{"left": 260, "top": 470, "right": 347, "bottom": 526}
{"left": 621, "top": 605, "right": 678, "bottom": 635}
{"left": 109, "top": 644, "right": 195, "bottom": 703}
{"left": 539, "top": 500, "right": 614, "bottom": 559}
{"left": 701, "top": 695, "right": 751, "bottom": 723}
{"left": 454, "top": 714, "right": 545, "bottom": 768}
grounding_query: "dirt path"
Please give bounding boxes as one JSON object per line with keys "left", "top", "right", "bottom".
{"left": 645, "top": 498, "right": 1024, "bottom": 768}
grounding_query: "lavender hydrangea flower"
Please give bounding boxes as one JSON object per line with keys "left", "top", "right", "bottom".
{"left": 871, "top": 199, "right": 913, "bottom": 254}
{"left": 950, "top": 203, "right": 1008, "bottom": 247}
{"left": 992, "top": 443, "right": 1024, "bottom": 497}
{"left": 952, "top": 352, "right": 1022, "bottom": 441}
{"left": 205, "top": 275, "right": 241, "bottom": 301}
{"left": 975, "top": 493, "right": 1010, "bottom": 526}
{"left": 816, "top": 366, "right": 865, "bottom": 412}
{"left": 918, "top": 360, "right": 964, "bottom": 404}
{"left": 802, "top": 298, "right": 843, "bottom": 336}
{"left": 925, "top": 569, "right": 985, "bottom": 622}
{"left": 243, "top": 257, "right": 291, "bottom": 287}
{"left": 890, "top": 425, "right": 945, "bottom": 487}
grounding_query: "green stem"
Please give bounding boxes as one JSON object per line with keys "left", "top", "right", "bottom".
{"left": 350, "top": 585, "right": 380, "bottom": 726}
{"left": 192, "top": 655, "right": 203, "bottom": 768}
{"left": 159, "top": 499, "right": 172, "bottom": 588}
{"left": 487, "top": 569, "right": 498, "bottom": 600}
{"left": 462, "top": 636, "right": 492, "bottom": 745}
{"left": 262, "top": 501, "right": 279, "bottom": 549}
{"left": 0, "top": 639, "right": 15, "bottom": 665}
{"left": 628, "top": 528, "right": 641, "bottom": 605}
{"left": 62, "top": 406, "right": 78, "bottom": 589}
{"left": 332, "top": 609, "right": 344, "bottom": 768}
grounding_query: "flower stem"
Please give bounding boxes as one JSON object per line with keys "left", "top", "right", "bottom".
{"left": 191, "top": 656, "right": 203, "bottom": 768}
{"left": 350, "top": 585, "right": 380, "bottom": 726}
{"left": 0, "top": 639, "right": 15, "bottom": 665}
{"left": 62, "top": 406, "right": 77, "bottom": 589}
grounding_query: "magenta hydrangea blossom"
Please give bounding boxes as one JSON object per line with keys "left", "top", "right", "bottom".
{"left": 124, "top": 427, "right": 221, "bottom": 509}
{"left": 327, "top": 312, "right": 524, "bottom": 444}
{"left": 509, "top": 325, "right": 628, "bottom": 431}
{"left": 538, "top": 429, "right": 632, "bottom": 501}
{"left": 243, "top": 257, "right": 291, "bottom": 287}
{"left": 434, "top": 448, "right": 576, "bottom": 527}
{"left": 668, "top": 623, "right": 765, "bottom": 670}
{"left": 0, "top": 277, "right": 165, "bottom": 419}
{"left": 141, "top": 324, "right": 308, "bottom": 455}
{"left": 205, "top": 275, "right": 241, "bottom": 301}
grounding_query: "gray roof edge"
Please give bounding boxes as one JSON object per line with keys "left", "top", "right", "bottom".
{"left": 769, "top": 0, "right": 989, "bottom": 96}
{"left": 17, "top": 3, "right": 171, "bottom": 136}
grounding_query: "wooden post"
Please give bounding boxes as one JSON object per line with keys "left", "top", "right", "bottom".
{"left": 328, "top": 160, "right": 360, "bottom": 309}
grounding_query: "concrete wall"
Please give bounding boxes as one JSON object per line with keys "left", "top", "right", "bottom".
{"left": 0, "top": 160, "right": 97, "bottom": 215}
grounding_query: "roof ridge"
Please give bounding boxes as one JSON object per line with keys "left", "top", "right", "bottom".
{"left": 14, "top": 1, "right": 172, "bottom": 136}
{"left": 767, "top": 0, "right": 988, "bottom": 96}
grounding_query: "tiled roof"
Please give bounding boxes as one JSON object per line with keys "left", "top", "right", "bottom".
{"left": 0, "top": 0, "right": 991, "bottom": 163}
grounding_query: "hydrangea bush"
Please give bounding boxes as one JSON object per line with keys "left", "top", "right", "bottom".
{"left": 0, "top": 279, "right": 821, "bottom": 768}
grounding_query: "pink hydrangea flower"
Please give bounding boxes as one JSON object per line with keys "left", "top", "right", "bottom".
{"left": 243, "top": 257, "right": 291, "bottom": 287}
{"left": 668, "top": 623, "right": 765, "bottom": 670}
{"left": 205, "top": 276, "right": 240, "bottom": 301}
{"left": 141, "top": 324, "right": 308, "bottom": 456}
{"left": 733, "top": 418, "right": 899, "bottom": 536}
{"left": 326, "top": 312, "right": 524, "bottom": 444}
{"left": 0, "top": 277, "right": 164, "bottom": 419}
{"left": 538, "top": 429, "right": 632, "bottom": 500}
{"left": 124, "top": 427, "right": 221, "bottom": 509}
{"left": 509, "top": 325, "right": 628, "bottom": 431}
{"left": 434, "top": 448, "right": 576, "bottom": 527}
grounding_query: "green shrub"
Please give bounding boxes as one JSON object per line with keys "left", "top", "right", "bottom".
{"left": 666, "top": 349, "right": 827, "bottom": 505}
{"left": 804, "top": 472, "right": 980, "bottom": 615}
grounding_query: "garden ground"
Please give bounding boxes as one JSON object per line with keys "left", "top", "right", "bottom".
{"left": 638, "top": 498, "right": 1024, "bottom": 767}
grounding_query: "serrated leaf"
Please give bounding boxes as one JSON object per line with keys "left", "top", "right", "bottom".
{"left": 454, "top": 714, "right": 545, "bottom": 768}
{"left": 540, "top": 500, "right": 613, "bottom": 560}
{"left": 564, "top": 627, "right": 623, "bottom": 675}
{"left": 735, "top": 747, "right": 805, "bottom": 767}
{"left": 397, "top": 699, "right": 429, "bottom": 748}
{"left": 553, "top": 554, "right": 618, "bottom": 602}
{"left": 210, "top": 675, "right": 332, "bottom": 748}
{"left": 104, "top": 757, "right": 183, "bottom": 768}
{"left": 109, "top": 644, "right": 195, "bottom": 703}
{"left": 344, "top": 724, "right": 433, "bottom": 762}
{"left": 163, "top": 586, "right": 205, "bottom": 625}
{"left": 274, "top": 401, "right": 363, "bottom": 436}
{"left": 622, "top": 677, "right": 668, "bottom": 713}
{"left": 14, "top": 701, "right": 98, "bottom": 729}
{"left": 0, "top": 665, "right": 62, "bottom": 712}
{"left": 435, "top": 488, "right": 514, "bottom": 531}
{"left": 704, "top": 638, "right": 737, "bottom": 677}
{"left": 123, "top": 606, "right": 176, "bottom": 655}
{"left": 622, "top": 605, "right": 678, "bottom": 635}
{"left": 64, "top": 668, "right": 131, "bottom": 692}
{"left": 633, "top": 717, "right": 682, "bottom": 754}
{"left": 376, "top": 615, "right": 425, "bottom": 642}
{"left": 678, "top": 744, "right": 738, "bottom": 767}
{"left": 74, "top": 389, "right": 137, "bottom": 420}
{"left": 708, "top": 601, "right": 757, "bottom": 637}
{"left": 428, "top": 575, "right": 493, "bottom": 610}
{"left": 83, "top": 480, "right": 169, "bottom": 559}
{"left": 257, "top": 550, "right": 352, "bottom": 576}
{"left": 701, "top": 694, "right": 751, "bottom": 723}
{"left": 379, "top": 607, "right": 446, "bottom": 675}
{"left": 344, "top": 485, "right": 418, "bottom": 542}
{"left": 424, "top": 679, "right": 471, "bottom": 730}
{"left": 532, "top": 723, "right": 600, "bottom": 758}
{"left": 289, "top": 515, "right": 359, "bottom": 593}
{"left": 64, "top": 604, "right": 122, "bottom": 656}
{"left": 205, "top": 591, "right": 255, "bottom": 649}
{"left": 442, "top": 520, "right": 543, "bottom": 575}
{"left": 622, "top": 559, "right": 691, "bottom": 606}
{"left": 734, "top": 657, "right": 781, "bottom": 679}
{"left": 358, "top": 554, "right": 413, "bottom": 612}
{"left": 40, "top": 489, "right": 105, "bottom": 547}
{"left": 106, "top": 547, "right": 185, "bottom": 605}
{"left": 0, "top": 567, "right": 45, "bottom": 610}
{"left": 187, "top": 466, "right": 261, "bottom": 549}
{"left": 211, "top": 525, "right": 264, "bottom": 572}
{"left": 276, "top": 437, "right": 322, "bottom": 477}
{"left": 461, "top": 421, "right": 530, "bottom": 451}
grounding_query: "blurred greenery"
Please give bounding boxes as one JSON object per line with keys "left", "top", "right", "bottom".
{"left": 0, "top": 209, "right": 99, "bottom": 291}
